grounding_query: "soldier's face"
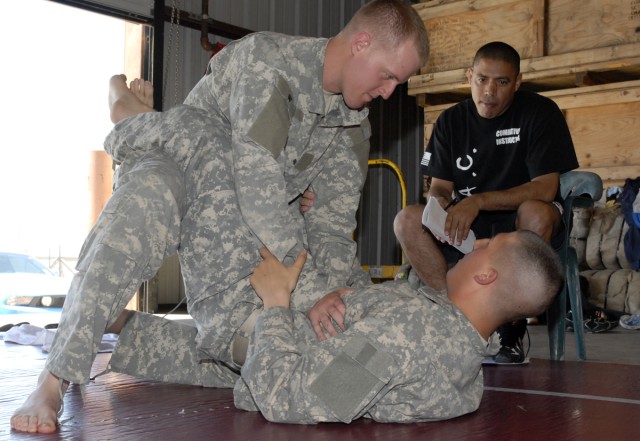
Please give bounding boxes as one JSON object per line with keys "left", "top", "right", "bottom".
{"left": 342, "top": 39, "right": 420, "bottom": 110}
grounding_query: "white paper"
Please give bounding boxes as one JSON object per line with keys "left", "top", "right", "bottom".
{"left": 422, "top": 197, "right": 476, "bottom": 254}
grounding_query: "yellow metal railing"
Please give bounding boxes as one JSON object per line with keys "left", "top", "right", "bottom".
{"left": 360, "top": 159, "right": 407, "bottom": 280}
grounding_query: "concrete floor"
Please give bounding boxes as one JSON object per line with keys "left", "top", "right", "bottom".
{"left": 526, "top": 322, "right": 640, "bottom": 365}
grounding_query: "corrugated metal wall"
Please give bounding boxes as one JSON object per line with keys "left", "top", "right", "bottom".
{"left": 360, "top": 84, "right": 423, "bottom": 269}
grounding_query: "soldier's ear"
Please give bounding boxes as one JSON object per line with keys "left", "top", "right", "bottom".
{"left": 352, "top": 32, "right": 372, "bottom": 55}
{"left": 473, "top": 268, "right": 497, "bottom": 286}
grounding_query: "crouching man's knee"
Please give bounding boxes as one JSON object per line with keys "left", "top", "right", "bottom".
{"left": 516, "top": 200, "right": 562, "bottom": 243}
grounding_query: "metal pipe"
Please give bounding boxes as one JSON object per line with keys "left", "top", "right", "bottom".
{"left": 200, "top": 0, "right": 216, "bottom": 51}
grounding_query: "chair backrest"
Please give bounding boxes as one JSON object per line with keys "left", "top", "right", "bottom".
{"left": 560, "top": 171, "right": 603, "bottom": 201}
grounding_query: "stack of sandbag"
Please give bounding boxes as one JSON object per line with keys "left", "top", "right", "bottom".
{"left": 570, "top": 204, "right": 640, "bottom": 314}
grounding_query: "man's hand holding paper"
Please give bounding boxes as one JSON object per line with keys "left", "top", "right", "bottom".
{"left": 422, "top": 197, "right": 476, "bottom": 254}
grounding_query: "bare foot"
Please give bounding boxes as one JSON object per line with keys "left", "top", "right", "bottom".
{"left": 10, "top": 369, "right": 68, "bottom": 433}
{"left": 108, "top": 74, "right": 155, "bottom": 124}
{"left": 128, "top": 77, "right": 154, "bottom": 109}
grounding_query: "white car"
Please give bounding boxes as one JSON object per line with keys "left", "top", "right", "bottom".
{"left": 0, "top": 252, "right": 71, "bottom": 315}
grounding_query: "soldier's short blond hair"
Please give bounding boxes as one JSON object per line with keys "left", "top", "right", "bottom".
{"left": 344, "top": 0, "right": 429, "bottom": 68}
{"left": 496, "top": 230, "right": 564, "bottom": 321}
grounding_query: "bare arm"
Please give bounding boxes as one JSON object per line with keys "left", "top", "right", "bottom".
{"left": 427, "top": 178, "right": 455, "bottom": 208}
{"left": 458, "top": 172, "right": 559, "bottom": 211}
{"left": 250, "top": 248, "right": 307, "bottom": 309}
{"left": 430, "top": 173, "right": 560, "bottom": 245}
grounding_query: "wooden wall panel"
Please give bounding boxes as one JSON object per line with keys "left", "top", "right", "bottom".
{"left": 564, "top": 100, "right": 640, "bottom": 187}
{"left": 546, "top": 0, "right": 640, "bottom": 55}
{"left": 413, "top": 0, "right": 543, "bottom": 74}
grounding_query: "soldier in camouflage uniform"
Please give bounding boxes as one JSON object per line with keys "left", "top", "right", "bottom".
{"left": 11, "top": 0, "right": 429, "bottom": 434}
{"left": 238, "top": 230, "right": 564, "bottom": 423}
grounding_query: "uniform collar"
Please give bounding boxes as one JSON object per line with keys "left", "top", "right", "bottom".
{"left": 418, "top": 285, "right": 497, "bottom": 353}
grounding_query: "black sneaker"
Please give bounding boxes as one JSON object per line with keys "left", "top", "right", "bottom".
{"left": 584, "top": 314, "right": 618, "bottom": 333}
{"left": 493, "top": 339, "right": 526, "bottom": 364}
{"left": 492, "top": 324, "right": 530, "bottom": 364}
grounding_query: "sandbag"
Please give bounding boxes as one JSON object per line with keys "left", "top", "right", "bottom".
{"left": 570, "top": 207, "right": 592, "bottom": 239}
{"left": 600, "top": 210, "right": 625, "bottom": 270}
{"left": 581, "top": 269, "right": 614, "bottom": 308}
{"left": 605, "top": 269, "right": 632, "bottom": 312}
{"left": 585, "top": 213, "right": 605, "bottom": 270}
{"left": 618, "top": 222, "right": 633, "bottom": 270}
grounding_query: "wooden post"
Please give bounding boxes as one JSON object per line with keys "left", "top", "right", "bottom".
{"left": 87, "top": 150, "right": 114, "bottom": 231}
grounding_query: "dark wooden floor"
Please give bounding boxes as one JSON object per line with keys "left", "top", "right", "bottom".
{"left": 1, "top": 340, "right": 640, "bottom": 441}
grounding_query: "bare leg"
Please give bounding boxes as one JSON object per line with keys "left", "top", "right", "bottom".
{"left": 516, "top": 199, "right": 562, "bottom": 244}
{"left": 105, "top": 309, "right": 133, "bottom": 334}
{"left": 10, "top": 310, "right": 130, "bottom": 433}
{"left": 394, "top": 204, "right": 448, "bottom": 290}
{"left": 109, "top": 74, "right": 155, "bottom": 124}
{"left": 11, "top": 76, "right": 150, "bottom": 433}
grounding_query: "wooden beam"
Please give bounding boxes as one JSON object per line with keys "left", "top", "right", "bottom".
{"left": 420, "top": 81, "right": 640, "bottom": 114}
{"left": 413, "top": 0, "right": 523, "bottom": 19}
{"left": 409, "top": 43, "right": 640, "bottom": 96}
{"left": 584, "top": 165, "right": 640, "bottom": 184}
{"left": 543, "top": 81, "right": 640, "bottom": 110}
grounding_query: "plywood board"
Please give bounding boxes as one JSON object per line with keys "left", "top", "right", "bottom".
{"left": 547, "top": 0, "right": 640, "bottom": 55}
{"left": 546, "top": 81, "right": 640, "bottom": 110}
{"left": 413, "top": 0, "right": 544, "bottom": 73}
{"left": 565, "top": 101, "right": 640, "bottom": 169}
{"left": 408, "top": 43, "right": 640, "bottom": 97}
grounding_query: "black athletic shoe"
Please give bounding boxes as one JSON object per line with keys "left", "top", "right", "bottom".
{"left": 584, "top": 313, "right": 618, "bottom": 333}
{"left": 493, "top": 321, "right": 530, "bottom": 364}
{"left": 493, "top": 338, "right": 526, "bottom": 364}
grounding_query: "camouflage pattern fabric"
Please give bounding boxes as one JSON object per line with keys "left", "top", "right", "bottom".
{"left": 45, "top": 32, "right": 371, "bottom": 385}
{"left": 235, "top": 281, "right": 500, "bottom": 424}
{"left": 108, "top": 310, "right": 240, "bottom": 388}
{"left": 182, "top": 32, "right": 371, "bottom": 288}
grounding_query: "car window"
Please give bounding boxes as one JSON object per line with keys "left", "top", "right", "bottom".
{"left": 0, "top": 254, "right": 51, "bottom": 275}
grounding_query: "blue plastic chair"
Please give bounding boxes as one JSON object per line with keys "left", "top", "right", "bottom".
{"left": 548, "top": 171, "right": 603, "bottom": 361}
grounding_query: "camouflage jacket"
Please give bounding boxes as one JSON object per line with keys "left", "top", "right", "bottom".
{"left": 106, "top": 31, "right": 371, "bottom": 292}
{"left": 235, "top": 281, "right": 500, "bottom": 423}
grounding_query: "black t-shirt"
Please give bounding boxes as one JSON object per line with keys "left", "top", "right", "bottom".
{"left": 422, "top": 91, "right": 579, "bottom": 201}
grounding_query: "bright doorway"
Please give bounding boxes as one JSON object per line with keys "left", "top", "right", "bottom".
{"left": 0, "top": 0, "right": 145, "bottom": 328}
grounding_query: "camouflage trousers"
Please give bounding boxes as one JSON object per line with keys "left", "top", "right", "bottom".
{"left": 45, "top": 149, "right": 263, "bottom": 386}
{"left": 108, "top": 309, "right": 241, "bottom": 387}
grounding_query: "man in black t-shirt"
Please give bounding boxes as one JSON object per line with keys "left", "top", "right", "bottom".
{"left": 394, "top": 41, "right": 578, "bottom": 364}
